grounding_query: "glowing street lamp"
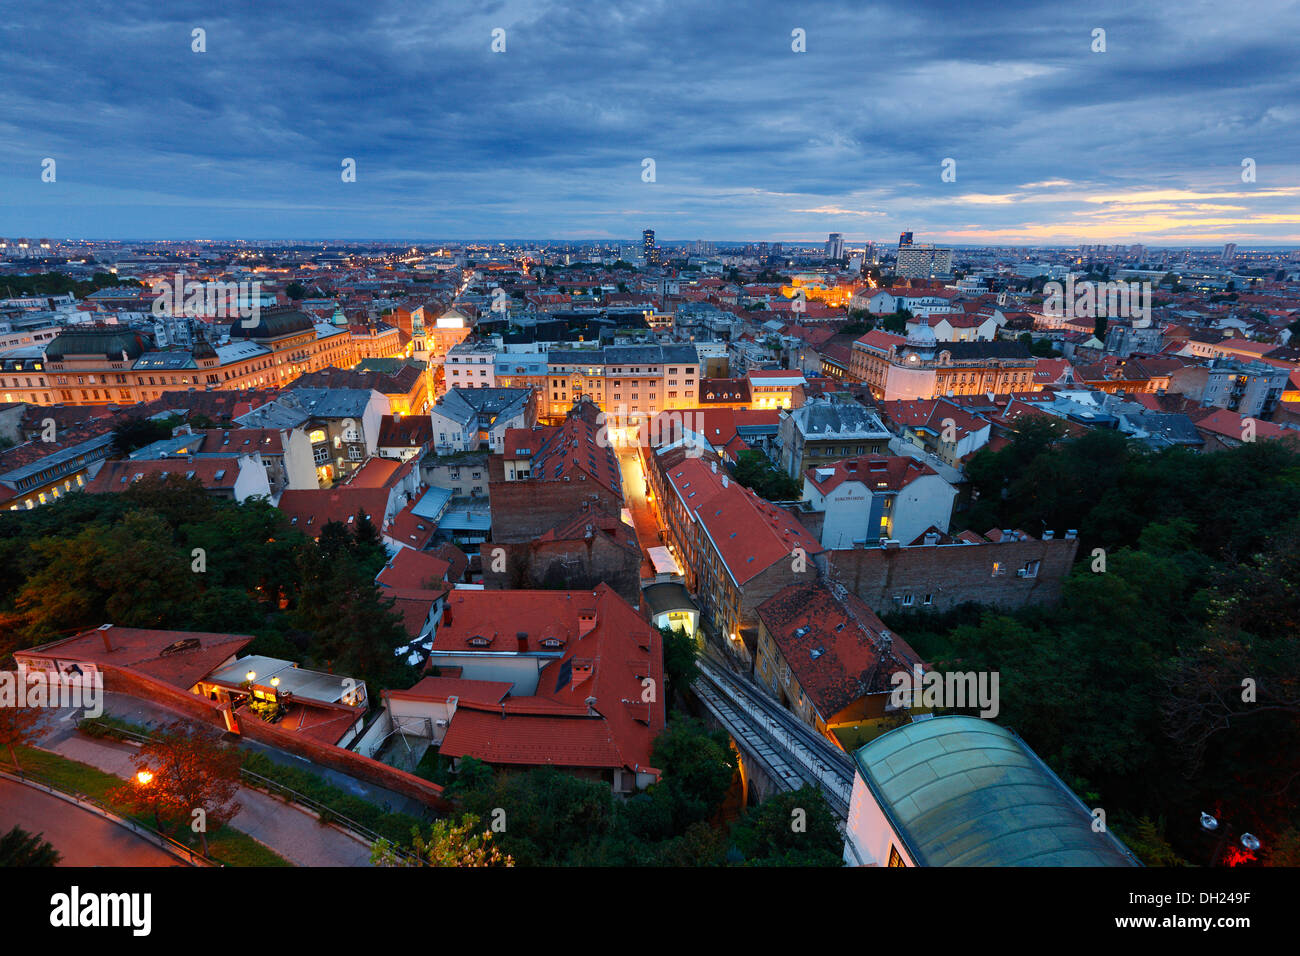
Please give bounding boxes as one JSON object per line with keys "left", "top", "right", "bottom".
{"left": 135, "top": 769, "right": 154, "bottom": 786}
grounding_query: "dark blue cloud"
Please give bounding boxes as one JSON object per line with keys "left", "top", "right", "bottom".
{"left": 1, "top": 0, "right": 1296, "bottom": 243}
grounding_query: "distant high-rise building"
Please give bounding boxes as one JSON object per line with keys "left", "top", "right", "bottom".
{"left": 825, "top": 233, "right": 845, "bottom": 260}
{"left": 772, "top": 242, "right": 783, "bottom": 257}
{"left": 643, "top": 229, "right": 658, "bottom": 266}
{"left": 1222, "top": 242, "right": 1238, "bottom": 264}
{"left": 895, "top": 244, "right": 953, "bottom": 278}
{"left": 898, "top": 231, "right": 914, "bottom": 251}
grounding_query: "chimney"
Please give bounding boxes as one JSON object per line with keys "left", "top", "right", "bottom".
{"left": 924, "top": 532, "right": 939, "bottom": 546}
{"left": 577, "top": 610, "right": 597, "bottom": 639}
{"left": 98, "top": 623, "right": 113, "bottom": 652}
{"left": 516, "top": 631, "right": 528, "bottom": 653}
{"left": 1065, "top": 529, "right": 1078, "bottom": 540}
{"left": 721, "top": 475, "right": 729, "bottom": 488}
{"left": 711, "top": 460, "right": 717, "bottom": 473}
{"left": 585, "top": 696, "right": 598, "bottom": 717}
{"left": 1043, "top": 530, "right": 1054, "bottom": 540}
{"left": 442, "top": 602, "right": 453, "bottom": 626}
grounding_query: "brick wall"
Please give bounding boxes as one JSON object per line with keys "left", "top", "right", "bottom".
{"left": 482, "top": 535, "right": 641, "bottom": 606}
{"left": 487, "top": 456, "right": 623, "bottom": 542}
{"left": 824, "top": 536, "right": 1079, "bottom": 615}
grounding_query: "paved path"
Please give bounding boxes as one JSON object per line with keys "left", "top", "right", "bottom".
{"left": 37, "top": 691, "right": 429, "bottom": 818}
{"left": 35, "top": 722, "right": 372, "bottom": 867}
{"left": 0, "top": 777, "right": 181, "bottom": 867}
{"left": 617, "top": 445, "right": 668, "bottom": 581}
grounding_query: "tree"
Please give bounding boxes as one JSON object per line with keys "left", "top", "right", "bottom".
{"left": 351, "top": 510, "right": 386, "bottom": 574}
{"left": 659, "top": 625, "right": 699, "bottom": 701}
{"left": 111, "top": 414, "right": 183, "bottom": 457}
{"left": 650, "top": 717, "right": 737, "bottom": 829}
{"left": 0, "top": 826, "right": 61, "bottom": 866}
{"left": 0, "top": 689, "right": 40, "bottom": 770}
{"left": 729, "top": 785, "right": 843, "bottom": 866}
{"left": 454, "top": 766, "right": 618, "bottom": 866}
{"left": 109, "top": 721, "right": 242, "bottom": 856}
{"left": 285, "top": 282, "right": 306, "bottom": 300}
{"left": 371, "top": 814, "right": 514, "bottom": 867}
{"left": 733, "top": 450, "right": 801, "bottom": 501}
{"left": 882, "top": 309, "right": 910, "bottom": 334}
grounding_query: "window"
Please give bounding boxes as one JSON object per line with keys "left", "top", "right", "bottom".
{"left": 992, "top": 561, "right": 1003, "bottom": 576}
{"left": 888, "top": 845, "right": 907, "bottom": 867}
{"left": 923, "top": 593, "right": 933, "bottom": 606}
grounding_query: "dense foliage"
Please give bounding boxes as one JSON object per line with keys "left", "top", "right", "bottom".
{"left": 0, "top": 271, "right": 141, "bottom": 299}
{"left": 0, "top": 477, "right": 418, "bottom": 693}
{"left": 445, "top": 720, "right": 843, "bottom": 866}
{"left": 893, "top": 425, "right": 1300, "bottom": 864}
{"left": 733, "top": 449, "right": 801, "bottom": 501}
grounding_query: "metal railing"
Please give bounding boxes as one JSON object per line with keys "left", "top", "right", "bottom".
{"left": 0, "top": 765, "right": 220, "bottom": 867}
{"left": 81, "top": 719, "right": 415, "bottom": 862}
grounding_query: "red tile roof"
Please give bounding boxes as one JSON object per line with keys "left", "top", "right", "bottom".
{"left": 806, "top": 454, "right": 938, "bottom": 495}
{"left": 695, "top": 481, "right": 824, "bottom": 586}
{"left": 384, "top": 497, "right": 439, "bottom": 551}
{"left": 757, "top": 584, "right": 922, "bottom": 719}
{"left": 529, "top": 415, "right": 622, "bottom": 496}
{"left": 202, "top": 428, "right": 284, "bottom": 455}
{"left": 855, "top": 330, "right": 907, "bottom": 352}
{"left": 430, "top": 583, "right": 663, "bottom": 773}
{"left": 16, "top": 626, "right": 253, "bottom": 690}
{"left": 386, "top": 676, "right": 512, "bottom": 707}
{"left": 1194, "top": 408, "right": 1300, "bottom": 444}
{"left": 378, "top": 548, "right": 452, "bottom": 590}
{"left": 277, "top": 487, "right": 390, "bottom": 537}
{"left": 86, "top": 457, "right": 244, "bottom": 494}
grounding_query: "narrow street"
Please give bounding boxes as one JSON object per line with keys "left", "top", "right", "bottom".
{"left": 616, "top": 441, "right": 669, "bottom": 582}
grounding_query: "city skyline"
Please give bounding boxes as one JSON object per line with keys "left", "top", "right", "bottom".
{"left": 2, "top": 0, "right": 1298, "bottom": 243}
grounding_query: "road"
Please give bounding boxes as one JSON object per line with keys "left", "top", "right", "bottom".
{"left": 615, "top": 442, "right": 669, "bottom": 582}
{"left": 0, "top": 777, "right": 181, "bottom": 867}
{"left": 32, "top": 701, "right": 374, "bottom": 866}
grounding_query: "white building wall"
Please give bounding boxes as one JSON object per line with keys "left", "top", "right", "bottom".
{"left": 890, "top": 474, "right": 957, "bottom": 543}
{"left": 843, "top": 771, "right": 916, "bottom": 867}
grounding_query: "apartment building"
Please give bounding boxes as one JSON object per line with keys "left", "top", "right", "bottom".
{"left": 849, "top": 327, "right": 1037, "bottom": 401}
{"left": 776, "top": 399, "right": 892, "bottom": 480}
{"left": 24, "top": 309, "right": 359, "bottom": 407}
{"left": 544, "top": 344, "right": 699, "bottom": 423}
{"left": 444, "top": 339, "right": 499, "bottom": 390}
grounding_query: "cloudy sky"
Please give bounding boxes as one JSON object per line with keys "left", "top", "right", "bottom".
{"left": 2, "top": 0, "right": 1297, "bottom": 245}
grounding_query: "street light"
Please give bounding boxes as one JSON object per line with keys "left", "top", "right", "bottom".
{"left": 135, "top": 769, "right": 154, "bottom": 786}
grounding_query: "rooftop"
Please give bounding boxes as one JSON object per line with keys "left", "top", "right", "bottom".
{"left": 854, "top": 716, "right": 1140, "bottom": 867}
